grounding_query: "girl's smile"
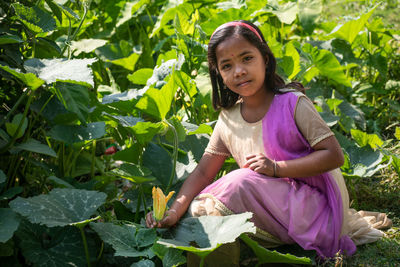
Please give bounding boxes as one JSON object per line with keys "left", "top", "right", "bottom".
{"left": 216, "top": 35, "right": 268, "bottom": 100}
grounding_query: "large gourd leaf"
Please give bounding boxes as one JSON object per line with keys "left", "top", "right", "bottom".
{"left": 110, "top": 163, "right": 155, "bottom": 184}
{"left": 24, "top": 58, "right": 96, "bottom": 87}
{"left": 90, "top": 222, "right": 156, "bottom": 258}
{"left": 329, "top": 5, "right": 377, "bottom": 45}
{"left": 48, "top": 122, "right": 106, "bottom": 144}
{"left": 16, "top": 220, "right": 86, "bottom": 267}
{"left": 351, "top": 129, "right": 384, "bottom": 150}
{"left": 143, "top": 142, "right": 172, "bottom": 187}
{"left": 0, "top": 33, "right": 23, "bottom": 45}
{"left": 12, "top": 3, "right": 56, "bottom": 34}
{"left": 240, "top": 234, "right": 312, "bottom": 265}
{"left": 0, "top": 65, "right": 44, "bottom": 90}
{"left": 0, "top": 208, "right": 20, "bottom": 243}
{"left": 157, "top": 213, "right": 256, "bottom": 259}
{"left": 298, "top": 0, "right": 322, "bottom": 34}
{"left": 71, "top": 39, "right": 108, "bottom": 56}
{"left": 9, "top": 188, "right": 106, "bottom": 227}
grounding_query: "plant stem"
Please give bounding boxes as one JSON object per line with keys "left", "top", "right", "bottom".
{"left": 134, "top": 188, "right": 142, "bottom": 223}
{"left": 90, "top": 140, "right": 96, "bottom": 179}
{"left": 164, "top": 120, "right": 178, "bottom": 192}
{"left": 0, "top": 90, "right": 28, "bottom": 129}
{"left": 78, "top": 225, "right": 91, "bottom": 267}
{"left": 199, "top": 257, "right": 205, "bottom": 267}
{"left": 60, "top": 4, "right": 88, "bottom": 56}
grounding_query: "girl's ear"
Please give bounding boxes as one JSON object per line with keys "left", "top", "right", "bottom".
{"left": 264, "top": 56, "right": 269, "bottom": 66}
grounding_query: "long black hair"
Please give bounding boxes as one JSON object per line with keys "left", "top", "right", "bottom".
{"left": 208, "top": 20, "right": 304, "bottom": 110}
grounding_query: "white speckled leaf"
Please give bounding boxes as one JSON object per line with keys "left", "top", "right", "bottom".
{"left": 9, "top": 188, "right": 106, "bottom": 227}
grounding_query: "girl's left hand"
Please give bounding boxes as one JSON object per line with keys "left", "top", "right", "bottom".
{"left": 243, "top": 153, "right": 274, "bottom": 176}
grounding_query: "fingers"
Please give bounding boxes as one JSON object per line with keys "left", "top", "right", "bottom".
{"left": 145, "top": 212, "right": 158, "bottom": 228}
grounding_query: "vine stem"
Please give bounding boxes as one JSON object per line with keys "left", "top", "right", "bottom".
{"left": 164, "top": 119, "right": 178, "bottom": 193}
{"left": 78, "top": 225, "right": 91, "bottom": 267}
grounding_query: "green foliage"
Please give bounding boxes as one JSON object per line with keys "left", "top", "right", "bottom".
{"left": 0, "top": 0, "right": 398, "bottom": 266}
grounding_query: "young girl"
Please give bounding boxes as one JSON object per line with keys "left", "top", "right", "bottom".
{"left": 146, "top": 20, "right": 389, "bottom": 260}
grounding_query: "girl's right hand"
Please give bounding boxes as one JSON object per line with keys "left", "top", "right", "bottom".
{"left": 145, "top": 210, "right": 178, "bottom": 228}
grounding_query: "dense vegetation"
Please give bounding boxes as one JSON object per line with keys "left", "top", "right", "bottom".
{"left": 0, "top": 0, "right": 399, "bottom": 266}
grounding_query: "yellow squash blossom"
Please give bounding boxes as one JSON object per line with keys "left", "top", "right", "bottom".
{"left": 152, "top": 187, "right": 175, "bottom": 221}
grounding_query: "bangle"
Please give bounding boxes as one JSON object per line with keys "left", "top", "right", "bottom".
{"left": 273, "top": 159, "right": 277, "bottom": 177}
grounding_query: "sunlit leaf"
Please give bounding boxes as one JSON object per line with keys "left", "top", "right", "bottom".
{"left": 10, "top": 188, "right": 106, "bottom": 227}
{"left": 350, "top": 129, "right": 384, "bottom": 150}
{"left": 0, "top": 65, "right": 44, "bottom": 90}
{"left": 112, "top": 53, "right": 140, "bottom": 71}
{"left": 0, "top": 208, "right": 20, "bottom": 243}
{"left": 110, "top": 163, "right": 155, "bottom": 184}
{"left": 71, "top": 39, "right": 108, "bottom": 56}
{"left": 12, "top": 3, "right": 56, "bottom": 33}
{"left": 48, "top": 122, "right": 106, "bottom": 144}
{"left": 5, "top": 113, "right": 28, "bottom": 139}
{"left": 298, "top": 0, "right": 322, "bottom": 34}
{"left": 158, "top": 213, "right": 256, "bottom": 259}
{"left": 329, "top": 5, "right": 377, "bottom": 44}
{"left": 127, "top": 68, "right": 154, "bottom": 85}
{"left": 116, "top": 0, "right": 150, "bottom": 28}
{"left": 132, "top": 121, "right": 164, "bottom": 144}
{"left": 24, "top": 58, "right": 97, "bottom": 87}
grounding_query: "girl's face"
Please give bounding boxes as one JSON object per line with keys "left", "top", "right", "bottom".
{"left": 215, "top": 35, "right": 267, "bottom": 99}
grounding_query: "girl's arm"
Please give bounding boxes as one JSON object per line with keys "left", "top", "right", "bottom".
{"left": 146, "top": 152, "right": 227, "bottom": 228}
{"left": 244, "top": 135, "right": 344, "bottom": 178}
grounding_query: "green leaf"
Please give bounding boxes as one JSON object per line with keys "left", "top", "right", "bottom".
{"left": 281, "top": 41, "right": 301, "bottom": 79}
{"left": 12, "top": 3, "right": 56, "bottom": 33}
{"left": 395, "top": 127, "right": 400, "bottom": 140}
{"left": 9, "top": 188, "right": 106, "bottom": 227}
{"left": 90, "top": 222, "right": 156, "bottom": 258}
{"left": 132, "top": 121, "right": 164, "bottom": 145}
{"left": 298, "top": 0, "right": 322, "bottom": 34}
{"left": 58, "top": 4, "right": 80, "bottom": 20}
{"left": 112, "top": 53, "right": 140, "bottom": 71}
{"left": 5, "top": 113, "right": 28, "bottom": 139}
{"left": 0, "top": 208, "right": 20, "bottom": 243}
{"left": 135, "top": 72, "right": 179, "bottom": 120}
{"left": 53, "top": 81, "right": 90, "bottom": 124}
{"left": 329, "top": 5, "right": 377, "bottom": 44}
{"left": 182, "top": 122, "right": 213, "bottom": 135}
{"left": 131, "top": 259, "right": 155, "bottom": 267}
{"left": 270, "top": 1, "right": 298, "bottom": 25}
{"left": 0, "top": 65, "right": 44, "bottom": 90}
{"left": 0, "top": 187, "right": 23, "bottom": 201}
{"left": 163, "top": 248, "right": 186, "bottom": 267}
{"left": 157, "top": 213, "right": 256, "bottom": 259}
{"left": 47, "top": 176, "right": 75, "bottom": 189}
{"left": 48, "top": 122, "right": 106, "bottom": 144}
{"left": 110, "top": 163, "right": 155, "bottom": 184}
{"left": 24, "top": 58, "right": 97, "bottom": 87}
{"left": 240, "top": 234, "right": 312, "bottom": 264}
{"left": 45, "top": 0, "right": 63, "bottom": 23}
{"left": 0, "top": 33, "right": 23, "bottom": 45}
{"left": 143, "top": 143, "right": 172, "bottom": 187}
{"left": 127, "top": 68, "right": 154, "bottom": 85}
{"left": 350, "top": 129, "right": 384, "bottom": 150}
{"left": 10, "top": 138, "right": 57, "bottom": 157}
{"left": 16, "top": 220, "right": 86, "bottom": 267}
{"left": 116, "top": 0, "right": 150, "bottom": 28}
{"left": 303, "top": 44, "right": 351, "bottom": 87}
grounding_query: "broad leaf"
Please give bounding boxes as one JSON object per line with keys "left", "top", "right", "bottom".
{"left": 270, "top": 1, "right": 298, "bottom": 25}
{"left": 24, "top": 58, "right": 96, "bottom": 87}
{"left": 10, "top": 138, "right": 57, "bottom": 157}
{"left": 9, "top": 188, "right": 106, "bottom": 227}
{"left": 240, "top": 234, "right": 312, "bottom": 264}
{"left": 12, "top": 3, "right": 56, "bottom": 33}
{"left": 112, "top": 53, "right": 140, "bottom": 71}
{"left": 143, "top": 143, "right": 172, "bottom": 187}
{"left": 0, "top": 208, "right": 20, "bottom": 243}
{"left": 127, "top": 68, "right": 154, "bottom": 85}
{"left": 131, "top": 259, "right": 155, "bottom": 267}
{"left": 16, "top": 220, "right": 86, "bottom": 267}
{"left": 163, "top": 248, "right": 186, "bottom": 267}
{"left": 110, "top": 163, "right": 155, "bottom": 184}
{"left": 116, "top": 0, "right": 150, "bottom": 28}
{"left": 90, "top": 222, "right": 156, "bottom": 258}
{"left": 298, "top": 0, "right": 322, "bottom": 34}
{"left": 182, "top": 122, "right": 213, "bottom": 135}
{"left": 351, "top": 129, "right": 384, "bottom": 150}
{"left": 132, "top": 121, "right": 164, "bottom": 144}
{"left": 0, "top": 187, "right": 23, "bottom": 201}
{"left": 0, "top": 65, "right": 44, "bottom": 90}
{"left": 329, "top": 5, "right": 377, "bottom": 45}
{"left": 48, "top": 122, "right": 106, "bottom": 144}
{"left": 47, "top": 176, "right": 75, "bottom": 189}
{"left": 158, "top": 213, "right": 255, "bottom": 259}
{"left": 0, "top": 33, "right": 23, "bottom": 45}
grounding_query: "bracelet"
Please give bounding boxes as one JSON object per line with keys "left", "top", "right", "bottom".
{"left": 273, "top": 159, "right": 277, "bottom": 177}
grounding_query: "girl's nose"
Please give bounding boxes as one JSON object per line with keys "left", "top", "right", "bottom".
{"left": 234, "top": 64, "right": 246, "bottom": 77}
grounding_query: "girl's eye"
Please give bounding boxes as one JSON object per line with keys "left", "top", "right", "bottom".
{"left": 221, "top": 64, "right": 231, "bottom": 70}
{"left": 244, "top": 56, "right": 253, "bottom": 62}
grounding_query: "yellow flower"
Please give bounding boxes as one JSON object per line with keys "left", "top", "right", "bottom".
{"left": 152, "top": 187, "right": 175, "bottom": 221}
